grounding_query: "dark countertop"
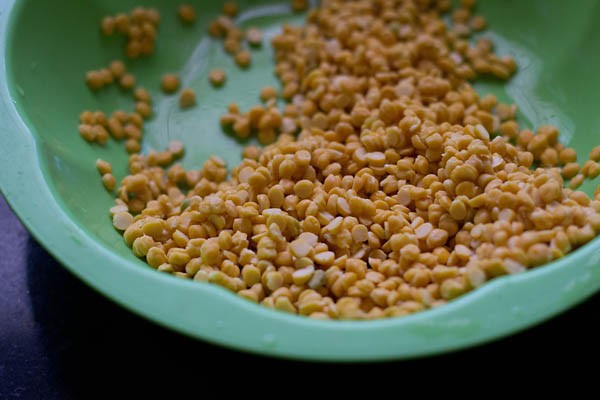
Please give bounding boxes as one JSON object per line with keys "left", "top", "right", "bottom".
{"left": 1, "top": 193, "right": 599, "bottom": 397}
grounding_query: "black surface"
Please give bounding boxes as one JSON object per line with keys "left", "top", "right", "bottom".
{"left": 1, "top": 193, "right": 599, "bottom": 397}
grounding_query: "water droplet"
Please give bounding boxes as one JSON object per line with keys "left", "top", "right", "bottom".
{"left": 68, "top": 234, "right": 82, "bottom": 245}
{"left": 261, "top": 333, "right": 276, "bottom": 347}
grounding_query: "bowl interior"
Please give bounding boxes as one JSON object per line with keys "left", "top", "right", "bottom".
{"left": 7, "top": 0, "right": 309, "bottom": 260}
{"left": 8, "top": 0, "right": 600, "bottom": 259}
{"left": 4, "top": 0, "right": 600, "bottom": 360}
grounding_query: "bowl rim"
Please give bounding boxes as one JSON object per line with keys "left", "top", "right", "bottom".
{"left": 2, "top": 0, "right": 600, "bottom": 362}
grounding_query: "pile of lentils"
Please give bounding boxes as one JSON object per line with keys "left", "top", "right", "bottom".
{"left": 81, "top": 0, "right": 600, "bottom": 320}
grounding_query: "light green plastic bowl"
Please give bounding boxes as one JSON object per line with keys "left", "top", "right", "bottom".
{"left": 2, "top": 0, "right": 600, "bottom": 362}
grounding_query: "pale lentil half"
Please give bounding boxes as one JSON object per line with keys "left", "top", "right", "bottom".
{"left": 81, "top": 0, "right": 600, "bottom": 320}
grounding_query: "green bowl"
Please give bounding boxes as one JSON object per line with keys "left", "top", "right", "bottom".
{"left": 2, "top": 0, "right": 600, "bottom": 361}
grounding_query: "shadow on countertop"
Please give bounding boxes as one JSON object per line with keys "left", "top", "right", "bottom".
{"left": 1, "top": 195, "right": 599, "bottom": 398}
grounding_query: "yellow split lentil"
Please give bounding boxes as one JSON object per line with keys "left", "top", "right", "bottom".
{"left": 78, "top": 1, "right": 600, "bottom": 321}
{"left": 223, "top": 2, "right": 239, "bottom": 17}
{"left": 161, "top": 74, "right": 180, "bottom": 93}
{"left": 179, "top": 88, "right": 196, "bottom": 109}
{"left": 260, "top": 86, "right": 277, "bottom": 102}
{"left": 133, "top": 87, "right": 151, "bottom": 103}
{"left": 291, "top": 0, "right": 309, "bottom": 12}
{"left": 101, "top": 173, "right": 116, "bottom": 191}
{"left": 246, "top": 27, "right": 263, "bottom": 47}
{"left": 234, "top": 51, "right": 251, "bottom": 68}
{"left": 209, "top": 69, "right": 227, "bottom": 86}
{"left": 135, "top": 101, "right": 152, "bottom": 119}
{"left": 178, "top": 4, "right": 197, "bottom": 24}
{"left": 109, "top": 60, "right": 126, "bottom": 79}
{"left": 95, "top": 158, "right": 112, "bottom": 175}
{"left": 119, "top": 73, "right": 136, "bottom": 90}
